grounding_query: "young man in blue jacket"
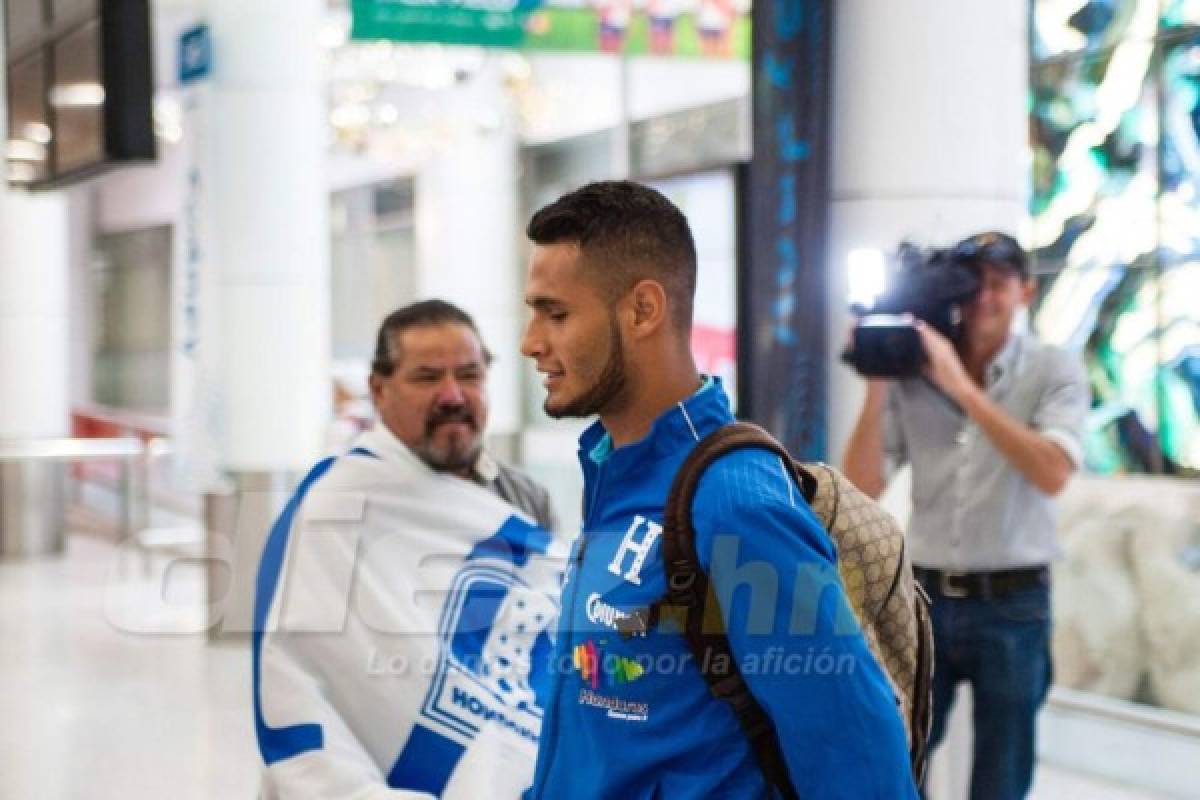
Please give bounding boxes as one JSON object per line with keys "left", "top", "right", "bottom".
{"left": 519, "top": 181, "right": 917, "bottom": 799}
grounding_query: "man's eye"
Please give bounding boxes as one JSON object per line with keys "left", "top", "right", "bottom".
{"left": 549, "top": 311, "right": 567, "bottom": 322}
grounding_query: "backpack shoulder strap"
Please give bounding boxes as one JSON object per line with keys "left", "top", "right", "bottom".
{"left": 665, "top": 423, "right": 815, "bottom": 523}
{"left": 658, "top": 421, "right": 804, "bottom": 800}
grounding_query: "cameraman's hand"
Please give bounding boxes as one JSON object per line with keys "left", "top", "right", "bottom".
{"left": 914, "top": 320, "right": 973, "bottom": 403}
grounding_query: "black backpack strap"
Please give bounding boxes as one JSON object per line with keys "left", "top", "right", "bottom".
{"left": 660, "top": 421, "right": 804, "bottom": 800}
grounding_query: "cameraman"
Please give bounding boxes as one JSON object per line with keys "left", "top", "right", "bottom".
{"left": 842, "top": 232, "right": 1089, "bottom": 800}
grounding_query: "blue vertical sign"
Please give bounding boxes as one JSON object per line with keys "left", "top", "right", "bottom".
{"left": 171, "top": 21, "right": 224, "bottom": 492}
{"left": 745, "top": 0, "right": 832, "bottom": 460}
{"left": 179, "top": 24, "right": 212, "bottom": 85}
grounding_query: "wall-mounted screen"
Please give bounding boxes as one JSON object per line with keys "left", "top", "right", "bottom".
{"left": 51, "top": 20, "right": 104, "bottom": 174}
{"left": 5, "top": 0, "right": 42, "bottom": 52}
{"left": 5, "top": 51, "right": 49, "bottom": 184}
{"left": 51, "top": 0, "right": 97, "bottom": 25}
{"left": 3, "top": 0, "right": 155, "bottom": 188}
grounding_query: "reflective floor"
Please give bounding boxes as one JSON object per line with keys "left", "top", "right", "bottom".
{"left": 0, "top": 534, "right": 1175, "bottom": 799}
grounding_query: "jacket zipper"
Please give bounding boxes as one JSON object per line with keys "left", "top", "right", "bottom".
{"left": 532, "top": 460, "right": 606, "bottom": 797}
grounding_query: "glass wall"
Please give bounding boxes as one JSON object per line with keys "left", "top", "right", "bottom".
{"left": 330, "top": 178, "right": 418, "bottom": 365}
{"left": 1031, "top": 0, "right": 1200, "bottom": 476}
{"left": 1030, "top": 0, "right": 1200, "bottom": 725}
{"left": 90, "top": 225, "right": 172, "bottom": 412}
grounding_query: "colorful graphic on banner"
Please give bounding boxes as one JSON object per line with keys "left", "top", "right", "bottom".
{"left": 351, "top": 0, "right": 750, "bottom": 59}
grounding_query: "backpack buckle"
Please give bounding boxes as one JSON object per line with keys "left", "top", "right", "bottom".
{"left": 617, "top": 604, "right": 656, "bottom": 639}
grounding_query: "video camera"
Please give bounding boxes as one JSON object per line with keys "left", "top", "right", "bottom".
{"left": 843, "top": 242, "right": 981, "bottom": 378}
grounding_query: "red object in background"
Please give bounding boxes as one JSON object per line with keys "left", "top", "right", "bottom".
{"left": 691, "top": 323, "right": 735, "bottom": 378}
{"left": 70, "top": 407, "right": 166, "bottom": 485}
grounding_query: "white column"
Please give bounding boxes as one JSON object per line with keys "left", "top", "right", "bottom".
{"left": 0, "top": 0, "right": 68, "bottom": 438}
{"left": 414, "top": 61, "right": 522, "bottom": 438}
{"left": 828, "top": 3, "right": 1029, "bottom": 796}
{"left": 0, "top": 31, "right": 70, "bottom": 440}
{"left": 208, "top": 0, "right": 331, "bottom": 472}
{"left": 0, "top": 190, "right": 71, "bottom": 439}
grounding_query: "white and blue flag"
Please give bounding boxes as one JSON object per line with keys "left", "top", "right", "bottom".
{"left": 254, "top": 426, "right": 565, "bottom": 799}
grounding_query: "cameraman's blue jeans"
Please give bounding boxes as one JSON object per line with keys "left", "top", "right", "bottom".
{"left": 923, "top": 580, "right": 1052, "bottom": 800}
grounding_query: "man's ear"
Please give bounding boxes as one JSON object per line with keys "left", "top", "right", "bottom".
{"left": 1020, "top": 276, "right": 1038, "bottom": 305}
{"left": 626, "top": 279, "right": 669, "bottom": 340}
{"left": 368, "top": 373, "right": 385, "bottom": 407}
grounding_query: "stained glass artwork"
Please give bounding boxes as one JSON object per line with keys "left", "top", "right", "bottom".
{"left": 1031, "top": 7, "right": 1200, "bottom": 475}
{"left": 1162, "top": 0, "right": 1200, "bottom": 28}
{"left": 1033, "top": 0, "right": 1154, "bottom": 61}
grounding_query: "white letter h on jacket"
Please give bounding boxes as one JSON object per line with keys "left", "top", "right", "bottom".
{"left": 607, "top": 515, "right": 663, "bottom": 586}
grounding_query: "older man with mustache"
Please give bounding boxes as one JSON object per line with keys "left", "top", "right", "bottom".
{"left": 254, "top": 299, "right": 559, "bottom": 799}
{"left": 365, "top": 300, "right": 558, "bottom": 518}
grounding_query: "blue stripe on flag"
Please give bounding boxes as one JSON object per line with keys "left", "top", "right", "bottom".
{"left": 251, "top": 456, "right": 337, "bottom": 765}
{"left": 387, "top": 724, "right": 467, "bottom": 793}
{"left": 467, "top": 514, "right": 551, "bottom": 567}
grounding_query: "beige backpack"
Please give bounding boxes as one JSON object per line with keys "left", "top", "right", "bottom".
{"left": 620, "top": 422, "right": 934, "bottom": 796}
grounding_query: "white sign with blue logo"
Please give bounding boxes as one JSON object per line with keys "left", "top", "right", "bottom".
{"left": 179, "top": 24, "right": 211, "bottom": 85}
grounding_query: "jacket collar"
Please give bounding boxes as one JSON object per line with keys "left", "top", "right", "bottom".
{"left": 576, "top": 375, "right": 734, "bottom": 476}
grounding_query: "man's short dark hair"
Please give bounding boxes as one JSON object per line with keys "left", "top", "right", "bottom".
{"left": 371, "top": 299, "right": 493, "bottom": 377}
{"left": 526, "top": 180, "right": 697, "bottom": 330}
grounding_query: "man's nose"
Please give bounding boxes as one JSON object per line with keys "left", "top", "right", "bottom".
{"left": 520, "top": 322, "right": 541, "bottom": 359}
{"left": 434, "top": 376, "right": 466, "bottom": 406}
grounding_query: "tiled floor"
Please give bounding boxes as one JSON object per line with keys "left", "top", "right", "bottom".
{"left": 0, "top": 534, "right": 1180, "bottom": 799}
{"left": 0, "top": 534, "right": 257, "bottom": 799}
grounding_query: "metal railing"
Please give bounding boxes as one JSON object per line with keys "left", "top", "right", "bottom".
{"left": 0, "top": 436, "right": 201, "bottom": 563}
{"left": 0, "top": 437, "right": 142, "bottom": 556}
{"left": 0, "top": 437, "right": 145, "bottom": 461}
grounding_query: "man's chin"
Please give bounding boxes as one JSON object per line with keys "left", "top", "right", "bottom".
{"left": 543, "top": 395, "right": 587, "bottom": 420}
{"left": 419, "top": 440, "right": 482, "bottom": 475}
{"left": 972, "top": 323, "right": 1010, "bottom": 344}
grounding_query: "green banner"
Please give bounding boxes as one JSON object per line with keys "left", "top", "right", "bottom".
{"left": 351, "top": 0, "right": 529, "bottom": 48}
{"left": 351, "top": 0, "right": 750, "bottom": 59}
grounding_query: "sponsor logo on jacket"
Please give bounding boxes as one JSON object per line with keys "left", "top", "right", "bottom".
{"left": 572, "top": 638, "right": 646, "bottom": 689}
{"left": 585, "top": 592, "right": 635, "bottom": 632}
{"left": 578, "top": 688, "right": 650, "bottom": 722}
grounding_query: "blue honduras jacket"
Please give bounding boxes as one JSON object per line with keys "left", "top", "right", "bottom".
{"left": 529, "top": 378, "right": 918, "bottom": 799}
